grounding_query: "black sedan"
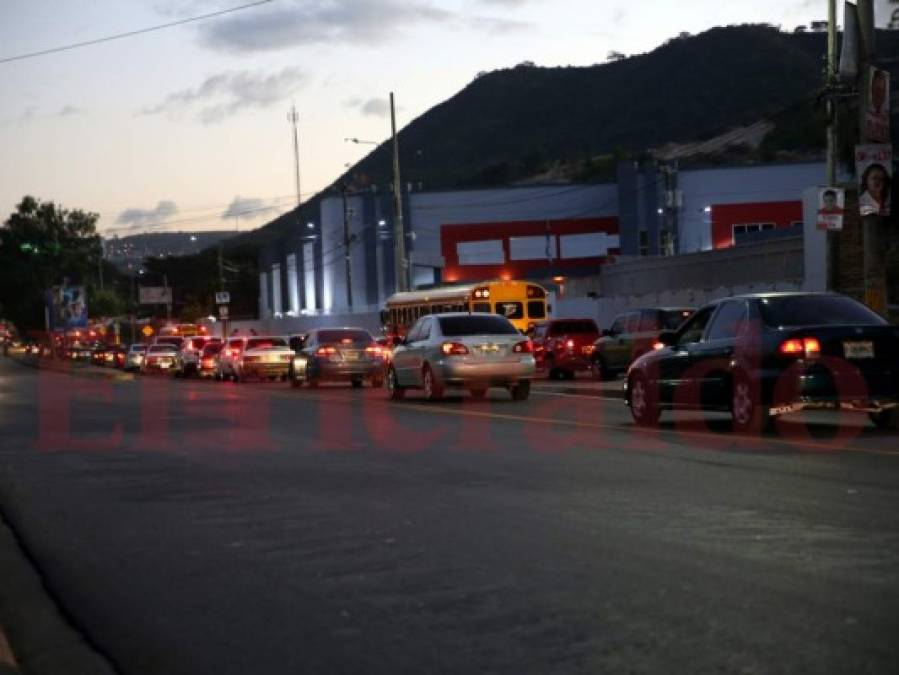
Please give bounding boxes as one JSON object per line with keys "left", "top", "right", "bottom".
{"left": 289, "top": 328, "right": 386, "bottom": 388}
{"left": 625, "top": 293, "right": 899, "bottom": 432}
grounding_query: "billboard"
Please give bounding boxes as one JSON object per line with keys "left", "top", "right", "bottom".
{"left": 856, "top": 144, "right": 892, "bottom": 217}
{"left": 47, "top": 285, "right": 88, "bottom": 330}
{"left": 816, "top": 187, "right": 845, "bottom": 231}
{"left": 138, "top": 286, "right": 173, "bottom": 305}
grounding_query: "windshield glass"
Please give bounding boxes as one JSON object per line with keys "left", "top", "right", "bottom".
{"left": 318, "top": 330, "right": 372, "bottom": 344}
{"left": 439, "top": 315, "right": 519, "bottom": 336}
{"left": 246, "top": 338, "right": 287, "bottom": 349}
{"left": 759, "top": 295, "right": 886, "bottom": 327}
{"left": 660, "top": 310, "right": 694, "bottom": 330}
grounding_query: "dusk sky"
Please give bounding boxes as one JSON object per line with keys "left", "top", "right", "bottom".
{"left": 0, "top": 1, "right": 857, "bottom": 235}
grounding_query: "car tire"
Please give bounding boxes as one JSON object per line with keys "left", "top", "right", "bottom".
{"left": 387, "top": 367, "right": 405, "bottom": 400}
{"left": 731, "top": 375, "right": 771, "bottom": 434}
{"left": 469, "top": 387, "right": 488, "bottom": 399}
{"left": 371, "top": 377, "right": 384, "bottom": 389}
{"left": 869, "top": 409, "right": 899, "bottom": 431}
{"left": 290, "top": 377, "right": 302, "bottom": 388}
{"left": 510, "top": 380, "right": 531, "bottom": 401}
{"left": 591, "top": 356, "right": 610, "bottom": 381}
{"left": 629, "top": 373, "right": 660, "bottom": 427}
{"left": 351, "top": 378, "right": 364, "bottom": 388}
{"left": 306, "top": 377, "right": 319, "bottom": 388}
{"left": 422, "top": 365, "right": 443, "bottom": 402}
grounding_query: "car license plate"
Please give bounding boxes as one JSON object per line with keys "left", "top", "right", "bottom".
{"left": 344, "top": 350, "right": 359, "bottom": 361}
{"left": 158, "top": 361, "right": 171, "bottom": 369}
{"left": 843, "top": 341, "right": 874, "bottom": 359}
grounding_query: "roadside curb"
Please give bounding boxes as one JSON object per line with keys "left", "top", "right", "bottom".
{"left": 0, "top": 514, "right": 118, "bottom": 675}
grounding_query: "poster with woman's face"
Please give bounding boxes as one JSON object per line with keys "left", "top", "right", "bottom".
{"left": 855, "top": 144, "right": 892, "bottom": 217}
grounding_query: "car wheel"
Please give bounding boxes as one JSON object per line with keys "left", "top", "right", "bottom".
{"left": 591, "top": 356, "right": 609, "bottom": 381}
{"left": 731, "top": 375, "right": 770, "bottom": 434}
{"left": 387, "top": 367, "right": 405, "bottom": 400}
{"left": 306, "top": 377, "right": 319, "bottom": 388}
{"left": 290, "top": 377, "right": 302, "bottom": 388}
{"left": 422, "top": 365, "right": 443, "bottom": 402}
{"left": 351, "top": 378, "right": 364, "bottom": 388}
{"left": 371, "top": 377, "right": 384, "bottom": 389}
{"left": 510, "top": 380, "right": 530, "bottom": 401}
{"left": 469, "top": 387, "right": 488, "bottom": 399}
{"left": 562, "top": 369, "right": 575, "bottom": 380}
{"left": 629, "top": 373, "right": 660, "bottom": 426}
{"left": 869, "top": 409, "right": 899, "bottom": 431}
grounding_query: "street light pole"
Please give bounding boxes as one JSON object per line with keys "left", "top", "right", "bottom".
{"left": 390, "top": 92, "right": 407, "bottom": 293}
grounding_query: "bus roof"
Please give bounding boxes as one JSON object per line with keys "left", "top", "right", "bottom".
{"left": 385, "top": 284, "right": 479, "bottom": 307}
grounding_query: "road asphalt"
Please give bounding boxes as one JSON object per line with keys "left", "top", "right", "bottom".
{"left": 1, "top": 356, "right": 898, "bottom": 674}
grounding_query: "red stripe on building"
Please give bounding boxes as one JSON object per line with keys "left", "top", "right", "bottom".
{"left": 710, "top": 201, "right": 802, "bottom": 249}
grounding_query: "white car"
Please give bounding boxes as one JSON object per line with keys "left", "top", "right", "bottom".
{"left": 219, "top": 336, "right": 293, "bottom": 383}
{"left": 388, "top": 313, "right": 536, "bottom": 401}
{"left": 141, "top": 344, "right": 178, "bottom": 374}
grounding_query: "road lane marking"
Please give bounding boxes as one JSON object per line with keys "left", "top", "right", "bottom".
{"left": 272, "top": 388, "right": 899, "bottom": 457}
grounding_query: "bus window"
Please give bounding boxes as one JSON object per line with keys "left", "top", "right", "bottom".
{"left": 473, "top": 302, "right": 491, "bottom": 313}
{"left": 527, "top": 301, "right": 546, "bottom": 319}
{"left": 495, "top": 301, "right": 524, "bottom": 320}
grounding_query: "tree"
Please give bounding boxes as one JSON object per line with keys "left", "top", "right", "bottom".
{"left": 0, "top": 196, "right": 102, "bottom": 330}
{"left": 606, "top": 50, "right": 627, "bottom": 62}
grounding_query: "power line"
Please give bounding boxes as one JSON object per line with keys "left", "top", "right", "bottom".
{"left": 0, "top": 0, "right": 273, "bottom": 65}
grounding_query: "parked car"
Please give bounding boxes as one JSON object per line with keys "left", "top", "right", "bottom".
{"left": 530, "top": 318, "right": 600, "bottom": 379}
{"left": 124, "top": 344, "right": 148, "bottom": 372}
{"left": 173, "top": 336, "right": 221, "bottom": 378}
{"left": 625, "top": 293, "right": 899, "bottom": 432}
{"left": 592, "top": 307, "right": 694, "bottom": 380}
{"left": 388, "top": 313, "right": 535, "bottom": 401}
{"left": 290, "top": 328, "right": 385, "bottom": 388}
{"left": 197, "top": 342, "right": 224, "bottom": 379}
{"left": 220, "top": 336, "right": 293, "bottom": 383}
{"left": 141, "top": 344, "right": 179, "bottom": 374}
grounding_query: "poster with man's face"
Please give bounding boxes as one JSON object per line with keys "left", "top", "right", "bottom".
{"left": 856, "top": 144, "right": 892, "bottom": 217}
{"left": 864, "top": 67, "right": 890, "bottom": 143}
{"left": 816, "top": 187, "right": 845, "bottom": 231}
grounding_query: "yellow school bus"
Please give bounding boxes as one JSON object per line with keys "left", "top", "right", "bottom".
{"left": 382, "top": 280, "right": 549, "bottom": 337}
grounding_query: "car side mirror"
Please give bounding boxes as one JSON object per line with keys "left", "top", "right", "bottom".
{"left": 657, "top": 330, "right": 677, "bottom": 347}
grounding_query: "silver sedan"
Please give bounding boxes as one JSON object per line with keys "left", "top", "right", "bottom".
{"left": 387, "top": 313, "right": 535, "bottom": 401}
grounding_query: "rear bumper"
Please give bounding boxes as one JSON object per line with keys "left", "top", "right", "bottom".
{"left": 241, "top": 362, "right": 290, "bottom": 378}
{"left": 317, "top": 361, "right": 383, "bottom": 381}
{"left": 761, "top": 364, "right": 899, "bottom": 414}
{"left": 435, "top": 356, "right": 535, "bottom": 387}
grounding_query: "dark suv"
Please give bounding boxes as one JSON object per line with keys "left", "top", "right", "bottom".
{"left": 591, "top": 307, "right": 693, "bottom": 380}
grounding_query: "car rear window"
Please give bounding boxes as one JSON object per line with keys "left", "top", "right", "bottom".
{"left": 202, "top": 343, "right": 223, "bottom": 356}
{"left": 660, "top": 310, "right": 693, "bottom": 330}
{"left": 246, "top": 338, "right": 288, "bottom": 349}
{"left": 759, "top": 295, "right": 887, "bottom": 327}
{"left": 148, "top": 345, "right": 176, "bottom": 353}
{"left": 550, "top": 320, "right": 598, "bottom": 335}
{"left": 318, "top": 330, "right": 373, "bottom": 344}
{"left": 130, "top": 345, "right": 147, "bottom": 353}
{"left": 439, "top": 315, "right": 519, "bottom": 336}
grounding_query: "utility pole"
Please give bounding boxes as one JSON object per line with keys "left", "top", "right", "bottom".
{"left": 826, "top": 0, "right": 838, "bottom": 187}
{"left": 288, "top": 103, "right": 302, "bottom": 206}
{"left": 390, "top": 92, "right": 407, "bottom": 293}
{"left": 163, "top": 273, "right": 171, "bottom": 323}
{"left": 342, "top": 184, "right": 353, "bottom": 309}
{"left": 218, "top": 244, "right": 227, "bottom": 339}
{"left": 98, "top": 239, "right": 105, "bottom": 291}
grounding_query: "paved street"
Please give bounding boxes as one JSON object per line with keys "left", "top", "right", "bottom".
{"left": 1, "top": 356, "right": 899, "bottom": 674}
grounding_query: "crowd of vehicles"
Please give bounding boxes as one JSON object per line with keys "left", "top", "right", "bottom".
{"left": 5, "top": 284, "right": 898, "bottom": 431}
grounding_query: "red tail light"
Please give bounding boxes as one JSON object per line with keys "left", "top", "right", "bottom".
{"left": 565, "top": 339, "right": 575, "bottom": 350}
{"left": 779, "top": 337, "right": 821, "bottom": 358}
{"left": 316, "top": 346, "right": 338, "bottom": 357}
{"left": 513, "top": 340, "right": 534, "bottom": 354}
{"left": 365, "top": 345, "right": 383, "bottom": 357}
{"left": 441, "top": 342, "right": 469, "bottom": 355}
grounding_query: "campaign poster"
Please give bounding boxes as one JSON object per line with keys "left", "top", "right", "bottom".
{"left": 47, "top": 285, "right": 88, "bottom": 330}
{"left": 864, "top": 67, "right": 890, "bottom": 143}
{"left": 855, "top": 144, "right": 892, "bottom": 217}
{"left": 816, "top": 187, "right": 845, "bottom": 231}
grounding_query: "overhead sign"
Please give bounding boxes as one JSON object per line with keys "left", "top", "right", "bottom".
{"left": 215, "top": 291, "right": 230, "bottom": 305}
{"left": 855, "top": 144, "right": 892, "bottom": 217}
{"left": 864, "top": 67, "right": 890, "bottom": 143}
{"left": 816, "top": 187, "right": 845, "bottom": 231}
{"left": 138, "top": 286, "right": 172, "bottom": 305}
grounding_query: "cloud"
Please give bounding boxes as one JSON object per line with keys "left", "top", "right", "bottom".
{"left": 58, "top": 105, "right": 81, "bottom": 116}
{"left": 116, "top": 201, "right": 178, "bottom": 229}
{"left": 467, "top": 15, "right": 531, "bottom": 34}
{"left": 198, "top": 0, "right": 452, "bottom": 53}
{"left": 478, "top": 0, "right": 531, "bottom": 6}
{"left": 345, "top": 97, "right": 390, "bottom": 118}
{"left": 221, "top": 196, "right": 277, "bottom": 221}
{"left": 142, "top": 67, "right": 306, "bottom": 123}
